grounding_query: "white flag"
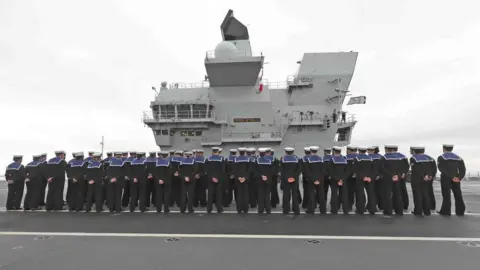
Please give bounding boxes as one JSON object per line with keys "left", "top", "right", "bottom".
{"left": 347, "top": 96, "right": 366, "bottom": 105}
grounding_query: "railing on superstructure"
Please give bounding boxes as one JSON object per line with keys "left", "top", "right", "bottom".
{"left": 166, "top": 82, "right": 210, "bottom": 90}
{"left": 142, "top": 109, "right": 225, "bottom": 123}
{"left": 205, "top": 49, "right": 250, "bottom": 60}
{"left": 265, "top": 75, "right": 314, "bottom": 90}
{"left": 222, "top": 131, "right": 283, "bottom": 142}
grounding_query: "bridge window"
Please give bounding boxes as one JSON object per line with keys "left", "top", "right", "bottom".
{"left": 192, "top": 104, "right": 207, "bottom": 118}
{"left": 161, "top": 129, "right": 169, "bottom": 135}
{"left": 195, "top": 131, "right": 203, "bottom": 136}
{"left": 179, "top": 129, "right": 203, "bottom": 137}
{"left": 160, "top": 105, "right": 175, "bottom": 119}
{"left": 177, "top": 104, "right": 191, "bottom": 119}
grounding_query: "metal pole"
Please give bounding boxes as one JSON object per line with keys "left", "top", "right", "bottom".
{"left": 100, "top": 136, "right": 104, "bottom": 156}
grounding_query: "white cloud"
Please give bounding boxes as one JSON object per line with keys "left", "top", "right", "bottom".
{"left": 1, "top": 0, "right": 480, "bottom": 172}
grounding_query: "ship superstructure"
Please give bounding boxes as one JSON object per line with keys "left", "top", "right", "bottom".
{"left": 143, "top": 10, "right": 363, "bottom": 151}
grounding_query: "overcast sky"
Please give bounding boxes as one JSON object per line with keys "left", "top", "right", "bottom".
{"left": 1, "top": 0, "right": 479, "bottom": 172}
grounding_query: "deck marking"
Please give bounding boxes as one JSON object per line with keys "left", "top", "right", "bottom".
{"left": 0, "top": 231, "right": 480, "bottom": 242}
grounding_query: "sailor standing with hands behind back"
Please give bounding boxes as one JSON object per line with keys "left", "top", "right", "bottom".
{"left": 5, "top": 155, "right": 26, "bottom": 210}
{"left": 280, "top": 147, "right": 301, "bottom": 215}
{"left": 437, "top": 144, "right": 466, "bottom": 216}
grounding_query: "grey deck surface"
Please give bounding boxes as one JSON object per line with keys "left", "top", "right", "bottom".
{"left": 1, "top": 181, "right": 480, "bottom": 270}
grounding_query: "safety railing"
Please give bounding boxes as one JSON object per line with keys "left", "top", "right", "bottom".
{"left": 222, "top": 131, "right": 283, "bottom": 142}
{"left": 142, "top": 110, "right": 217, "bottom": 122}
{"left": 167, "top": 81, "right": 210, "bottom": 89}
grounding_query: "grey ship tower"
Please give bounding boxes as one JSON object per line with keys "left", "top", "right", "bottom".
{"left": 143, "top": 9, "right": 362, "bottom": 151}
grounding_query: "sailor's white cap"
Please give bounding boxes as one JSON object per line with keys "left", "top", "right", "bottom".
{"left": 284, "top": 147, "right": 295, "bottom": 152}
{"left": 114, "top": 151, "right": 123, "bottom": 155}
{"left": 268, "top": 148, "right": 274, "bottom": 152}
{"left": 304, "top": 147, "right": 311, "bottom": 151}
{"left": 358, "top": 146, "right": 368, "bottom": 151}
{"left": 411, "top": 146, "right": 425, "bottom": 150}
{"left": 149, "top": 151, "right": 157, "bottom": 155}
{"left": 54, "top": 150, "right": 65, "bottom": 155}
{"left": 88, "top": 151, "right": 95, "bottom": 154}
{"left": 106, "top": 152, "right": 113, "bottom": 155}
{"left": 192, "top": 149, "right": 197, "bottom": 152}
{"left": 196, "top": 149, "right": 204, "bottom": 153}
{"left": 175, "top": 150, "right": 183, "bottom": 154}
{"left": 324, "top": 148, "right": 332, "bottom": 152}
{"left": 169, "top": 149, "right": 176, "bottom": 153}
{"left": 185, "top": 151, "right": 193, "bottom": 155}
{"left": 219, "top": 148, "right": 223, "bottom": 152}
{"left": 73, "top": 152, "right": 84, "bottom": 157}
{"left": 246, "top": 147, "right": 255, "bottom": 152}
{"left": 263, "top": 147, "right": 271, "bottom": 152}
{"left": 160, "top": 150, "right": 169, "bottom": 155}
{"left": 33, "top": 154, "right": 41, "bottom": 158}
{"left": 347, "top": 146, "right": 358, "bottom": 150}
{"left": 136, "top": 151, "right": 145, "bottom": 155}
{"left": 372, "top": 145, "right": 379, "bottom": 149}
{"left": 310, "top": 146, "right": 320, "bottom": 151}
{"left": 13, "top": 155, "right": 23, "bottom": 159}
{"left": 442, "top": 144, "right": 454, "bottom": 148}
{"left": 41, "top": 153, "right": 47, "bottom": 156}
{"left": 367, "top": 146, "right": 376, "bottom": 150}
{"left": 231, "top": 148, "right": 239, "bottom": 152}
{"left": 384, "top": 144, "right": 398, "bottom": 149}
{"left": 238, "top": 147, "right": 246, "bottom": 152}
{"left": 258, "top": 148, "right": 267, "bottom": 153}
{"left": 212, "top": 147, "right": 220, "bottom": 151}
{"left": 332, "top": 146, "right": 342, "bottom": 151}
{"left": 92, "top": 152, "right": 102, "bottom": 158}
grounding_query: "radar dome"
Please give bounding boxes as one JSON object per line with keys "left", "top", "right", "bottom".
{"left": 214, "top": 41, "right": 237, "bottom": 59}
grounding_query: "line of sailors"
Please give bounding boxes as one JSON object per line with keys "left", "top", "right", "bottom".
{"left": 5, "top": 144, "right": 466, "bottom": 216}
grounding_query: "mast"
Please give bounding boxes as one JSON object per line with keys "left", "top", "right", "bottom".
{"left": 100, "top": 136, "right": 104, "bottom": 155}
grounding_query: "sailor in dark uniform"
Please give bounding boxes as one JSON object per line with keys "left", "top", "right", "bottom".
{"left": 255, "top": 148, "right": 274, "bottom": 214}
{"left": 193, "top": 149, "right": 207, "bottom": 207}
{"left": 130, "top": 152, "right": 148, "bottom": 212}
{"left": 85, "top": 152, "right": 105, "bottom": 212}
{"left": 368, "top": 146, "right": 383, "bottom": 210}
{"left": 121, "top": 151, "right": 135, "bottom": 208}
{"left": 328, "top": 146, "right": 349, "bottom": 214}
{"left": 45, "top": 151, "right": 67, "bottom": 211}
{"left": 303, "top": 146, "right": 326, "bottom": 214}
{"left": 65, "top": 152, "right": 76, "bottom": 207}
{"left": 353, "top": 147, "right": 376, "bottom": 214}
{"left": 413, "top": 147, "right": 438, "bottom": 210}
{"left": 169, "top": 150, "right": 175, "bottom": 159}
{"left": 266, "top": 148, "right": 280, "bottom": 208}
{"left": 154, "top": 151, "right": 171, "bottom": 213}
{"left": 5, "top": 155, "right": 26, "bottom": 210}
{"left": 345, "top": 146, "right": 358, "bottom": 210}
{"left": 381, "top": 145, "right": 404, "bottom": 216}
{"left": 205, "top": 147, "right": 225, "bottom": 214}
{"left": 280, "top": 147, "right": 301, "bottom": 215}
{"left": 437, "top": 144, "right": 466, "bottom": 216}
{"left": 301, "top": 147, "right": 311, "bottom": 209}
{"left": 323, "top": 148, "right": 333, "bottom": 202}
{"left": 24, "top": 154, "right": 42, "bottom": 210}
{"left": 409, "top": 147, "right": 432, "bottom": 216}
{"left": 145, "top": 152, "right": 157, "bottom": 208}
{"left": 246, "top": 147, "right": 258, "bottom": 208}
{"left": 38, "top": 153, "right": 48, "bottom": 207}
{"left": 392, "top": 146, "right": 410, "bottom": 210}
{"left": 225, "top": 149, "right": 238, "bottom": 207}
{"left": 106, "top": 152, "right": 126, "bottom": 213}
{"left": 169, "top": 150, "right": 184, "bottom": 207}
{"left": 234, "top": 147, "right": 251, "bottom": 214}
{"left": 67, "top": 152, "right": 87, "bottom": 211}
{"left": 179, "top": 151, "right": 196, "bottom": 213}
{"left": 102, "top": 152, "right": 113, "bottom": 204}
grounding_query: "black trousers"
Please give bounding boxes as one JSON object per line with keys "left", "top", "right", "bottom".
{"left": 106, "top": 180, "right": 123, "bottom": 212}
{"left": 400, "top": 177, "right": 409, "bottom": 210}
{"left": 364, "top": 180, "right": 377, "bottom": 214}
{"left": 257, "top": 178, "right": 271, "bottom": 213}
{"left": 270, "top": 174, "right": 279, "bottom": 207}
{"left": 439, "top": 176, "right": 465, "bottom": 216}
{"left": 248, "top": 175, "right": 257, "bottom": 208}
{"left": 329, "top": 179, "right": 349, "bottom": 214}
{"left": 235, "top": 180, "right": 249, "bottom": 213}
{"left": 6, "top": 180, "right": 25, "bottom": 210}
{"left": 207, "top": 181, "right": 223, "bottom": 213}
{"left": 411, "top": 179, "right": 431, "bottom": 216}
{"left": 382, "top": 178, "right": 404, "bottom": 215}
{"left": 347, "top": 176, "right": 356, "bottom": 209}
{"left": 307, "top": 181, "right": 326, "bottom": 214}
{"left": 66, "top": 178, "right": 73, "bottom": 206}
{"left": 180, "top": 181, "right": 195, "bottom": 213}
{"left": 46, "top": 179, "right": 64, "bottom": 211}
{"left": 354, "top": 177, "right": 367, "bottom": 214}
{"left": 169, "top": 176, "right": 181, "bottom": 207}
{"left": 69, "top": 179, "right": 86, "bottom": 211}
{"left": 302, "top": 176, "right": 309, "bottom": 208}
{"left": 282, "top": 181, "right": 300, "bottom": 215}
{"left": 146, "top": 177, "right": 156, "bottom": 207}
{"left": 121, "top": 179, "right": 131, "bottom": 207}
{"left": 130, "top": 180, "right": 148, "bottom": 212}
{"left": 428, "top": 180, "right": 436, "bottom": 210}
{"left": 323, "top": 176, "right": 330, "bottom": 203}
{"left": 225, "top": 176, "right": 235, "bottom": 207}
{"left": 155, "top": 181, "right": 170, "bottom": 213}
{"left": 85, "top": 182, "right": 103, "bottom": 212}
{"left": 24, "top": 178, "right": 40, "bottom": 210}
{"left": 374, "top": 177, "right": 383, "bottom": 210}
{"left": 193, "top": 176, "right": 207, "bottom": 207}
{"left": 38, "top": 178, "right": 47, "bottom": 206}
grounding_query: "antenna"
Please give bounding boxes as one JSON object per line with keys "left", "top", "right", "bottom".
{"left": 100, "top": 136, "right": 104, "bottom": 155}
